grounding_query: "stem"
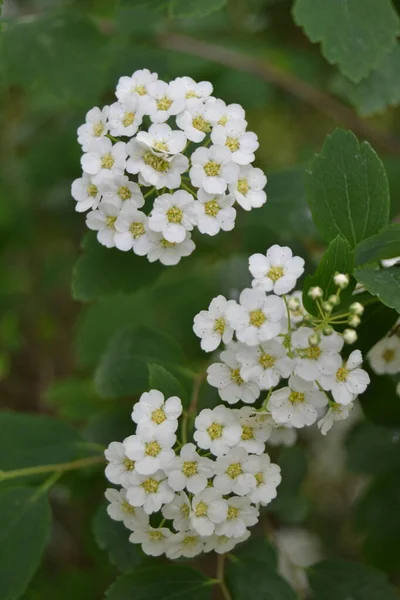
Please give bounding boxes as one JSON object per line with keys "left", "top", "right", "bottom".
{"left": 106, "top": 134, "right": 119, "bottom": 143}
{"left": 31, "top": 471, "right": 62, "bottom": 502}
{"left": 261, "top": 386, "right": 274, "bottom": 410}
{"left": 180, "top": 371, "right": 205, "bottom": 445}
{"left": 315, "top": 380, "right": 333, "bottom": 405}
{"left": 144, "top": 186, "right": 156, "bottom": 199}
{"left": 216, "top": 554, "right": 232, "bottom": 600}
{"left": 0, "top": 455, "right": 105, "bottom": 482}
{"left": 181, "top": 181, "right": 196, "bottom": 197}
{"left": 282, "top": 294, "right": 291, "bottom": 333}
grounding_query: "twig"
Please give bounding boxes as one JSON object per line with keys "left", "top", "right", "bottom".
{"left": 0, "top": 455, "right": 105, "bottom": 481}
{"left": 158, "top": 33, "right": 400, "bottom": 156}
{"left": 180, "top": 371, "right": 205, "bottom": 444}
{"left": 216, "top": 554, "right": 233, "bottom": 600}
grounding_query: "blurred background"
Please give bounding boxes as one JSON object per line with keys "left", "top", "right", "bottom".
{"left": 1, "top": 0, "right": 400, "bottom": 598}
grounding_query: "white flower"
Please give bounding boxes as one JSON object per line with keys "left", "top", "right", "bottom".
{"left": 164, "top": 443, "right": 214, "bottom": 494}
{"left": 176, "top": 98, "right": 213, "bottom": 143}
{"left": 132, "top": 389, "right": 182, "bottom": 438}
{"left": 71, "top": 173, "right": 101, "bottom": 212}
{"left": 176, "top": 76, "right": 213, "bottom": 101}
{"left": 207, "top": 348, "right": 260, "bottom": 405}
{"left": 237, "top": 339, "right": 293, "bottom": 390}
{"left": 203, "top": 531, "right": 250, "bottom": 554}
{"left": 104, "top": 440, "right": 137, "bottom": 487}
{"left": 126, "top": 471, "right": 174, "bottom": 514}
{"left": 234, "top": 406, "right": 272, "bottom": 454}
{"left": 108, "top": 98, "right": 143, "bottom": 137}
{"left": 129, "top": 526, "right": 172, "bottom": 557}
{"left": 190, "top": 488, "right": 228, "bottom": 536}
{"left": 148, "top": 190, "right": 197, "bottom": 243}
{"left": 211, "top": 119, "right": 259, "bottom": 165}
{"left": 167, "top": 530, "right": 205, "bottom": 559}
{"left": 193, "top": 295, "right": 235, "bottom": 352}
{"left": 286, "top": 291, "right": 307, "bottom": 325}
{"left": 194, "top": 405, "right": 242, "bottom": 456}
{"left": 114, "top": 206, "right": 153, "bottom": 254}
{"left": 115, "top": 68, "right": 158, "bottom": 106}
{"left": 146, "top": 231, "right": 195, "bottom": 266}
{"left": 100, "top": 174, "right": 144, "bottom": 209}
{"left": 268, "top": 423, "right": 297, "bottom": 447}
{"left": 318, "top": 402, "right": 354, "bottom": 435}
{"left": 161, "top": 491, "right": 191, "bottom": 532}
{"left": 292, "top": 327, "right": 344, "bottom": 382}
{"left": 137, "top": 123, "right": 186, "bottom": 156}
{"left": 247, "top": 453, "right": 281, "bottom": 505}
{"left": 194, "top": 189, "right": 236, "bottom": 236}
{"left": 319, "top": 350, "right": 370, "bottom": 405}
{"left": 229, "top": 165, "right": 266, "bottom": 210}
{"left": 276, "top": 528, "right": 322, "bottom": 595}
{"left": 268, "top": 375, "right": 327, "bottom": 428}
{"left": 190, "top": 145, "right": 239, "bottom": 194}
{"left": 213, "top": 447, "right": 259, "bottom": 496}
{"left": 148, "top": 80, "right": 186, "bottom": 123}
{"left": 86, "top": 201, "right": 119, "bottom": 248}
{"left": 249, "top": 245, "right": 305, "bottom": 295}
{"left": 124, "top": 433, "right": 175, "bottom": 476}
{"left": 77, "top": 106, "right": 109, "bottom": 151}
{"left": 226, "top": 288, "right": 284, "bottom": 346}
{"left": 368, "top": 336, "right": 400, "bottom": 374}
{"left": 105, "top": 488, "right": 149, "bottom": 530}
{"left": 126, "top": 140, "right": 188, "bottom": 190}
{"left": 382, "top": 256, "right": 400, "bottom": 268}
{"left": 204, "top": 99, "right": 246, "bottom": 128}
{"left": 215, "top": 497, "right": 259, "bottom": 538}
{"left": 81, "top": 138, "right": 127, "bottom": 184}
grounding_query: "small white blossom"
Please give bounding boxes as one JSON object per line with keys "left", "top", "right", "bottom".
{"left": 190, "top": 145, "right": 239, "bottom": 194}
{"left": 194, "top": 405, "right": 242, "bottom": 456}
{"left": 292, "top": 327, "right": 344, "bottom": 382}
{"left": 237, "top": 339, "right": 293, "bottom": 389}
{"left": 114, "top": 206, "right": 153, "bottom": 254}
{"left": 176, "top": 76, "right": 213, "bottom": 101}
{"left": 108, "top": 97, "right": 143, "bottom": 137}
{"left": 382, "top": 256, "right": 400, "bottom": 268}
{"left": 146, "top": 231, "right": 196, "bottom": 266}
{"left": 268, "top": 423, "right": 297, "bottom": 447}
{"left": 213, "top": 447, "right": 259, "bottom": 496}
{"left": 343, "top": 328, "right": 358, "bottom": 344}
{"left": 81, "top": 138, "right": 127, "bottom": 184}
{"left": 193, "top": 295, "right": 235, "bottom": 352}
{"left": 318, "top": 402, "right": 354, "bottom": 435}
{"left": 204, "top": 99, "right": 246, "bottom": 128}
{"left": 194, "top": 189, "right": 236, "bottom": 236}
{"left": 190, "top": 488, "right": 228, "bottom": 536}
{"left": 126, "top": 140, "right": 188, "bottom": 190}
{"left": 126, "top": 471, "right": 175, "bottom": 514}
{"left": 86, "top": 201, "right": 119, "bottom": 248}
{"left": 215, "top": 497, "right": 259, "bottom": 538}
{"left": 131, "top": 389, "right": 182, "bottom": 441}
{"left": 148, "top": 190, "right": 197, "bottom": 243}
{"left": 319, "top": 350, "right": 370, "bottom": 405}
{"left": 100, "top": 175, "right": 144, "bottom": 209}
{"left": 164, "top": 443, "right": 214, "bottom": 494}
{"left": 226, "top": 288, "right": 284, "bottom": 346}
{"left": 234, "top": 406, "right": 272, "bottom": 454}
{"left": 71, "top": 174, "right": 102, "bottom": 212}
{"left": 268, "top": 375, "right": 327, "bottom": 428}
{"left": 229, "top": 165, "right": 266, "bottom": 211}
{"left": 276, "top": 528, "right": 322, "bottom": 595}
{"left": 137, "top": 123, "right": 187, "bottom": 156}
{"left": 166, "top": 530, "right": 205, "bottom": 559}
{"left": 207, "top": 348, "right": 260, "bottom": 405}
{"left": 368, "top": 336, "right": 400, "bottom": 374}
{"left": 105, "top": 488, "right": 149, "bottom": 530}
{"left": 162, "top": 491, "right": 191, "bottom": 532}
{"left": 115, "top": 68, "right": 158, "bottom": 105}
{"left": 104, "top": 441, "right": 138, "bottom": 487}
{"left": 77, "top": 106, "right": 109, "bottom": 151}
{"left": 203, "top": 531, "right": 250, "bottom": 554}
{"left": 129, "top": 526, "right": 172, "bottom": 556}
{"left": 124, "top": 433, "right": 175, "bottom": 476}
{"left": 176, "top": 98, "right": 213, "bottom": 143}
{"left": 148, "top": 80, "right": 186, "bottom": 123}
{"left": 249, "top": 245, "right": 305, "bottom": 295}
{"left": 247, "top": 453, "right": 281, "bottom": 505}
{"left": 211, "top": 119, "right": 259, "bottom": 165}
{"left": 333, "top": 272, "right": 349, "bottom": 288}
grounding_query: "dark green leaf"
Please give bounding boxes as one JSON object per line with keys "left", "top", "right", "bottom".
{"left": 83, "top": 406, "right": 134, "bottom": 447}
{"left": 306, "top": 129, "right": 390, "bottom": 248}
{"left": 171, "top": 0, "right": 227, "bottom": 18}
{"left": 346, "top": 421, "right": 400, "bottom": 476}
{"left": 106, "top": 565, "right": 214, "bottom": 600}
{"left": 303, "top": 236, "right": 354, "bottom": 316}
{"left": 351, "top": 298, "right": 398, "bottom": 356}
{"left": 359, "top": 371, "right": 400, "bottom": 427}
{"left": 292, "top": 0, "right": 399, "bottom": 83}
{"left": 92, "top": 503, "right": 143, "bottom": 574}
{"left": 355, "top": 225, "right": 400, "bottom": 266}
{"left": 148, "top": 364, "right": 188, "bottom": 406}
{"left": 354, "top": 265, "right": 400, "bottom": 313}
{"left": 95, "top": 326, "right": 186, "bottom": 398}
{"left": 45, "top": 377, "right": 103, "bottom": 420}
{"left": 309, "top": 559, "right": 398, "bottom": 599}
{"left": 269, "top": 446, "right": 308, "bottom": 524}
{"left": 0, "top": 487, "right": 51, "bottom": 600}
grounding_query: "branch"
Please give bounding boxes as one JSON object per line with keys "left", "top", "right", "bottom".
{"left": 0, "top": 455, "right": 105, "bottom": 481}
{"left": 216, "top": 554, "right": 233, "bottom": 600}
{"left": 158, "top": 33, "right": 400, "bottom": 156}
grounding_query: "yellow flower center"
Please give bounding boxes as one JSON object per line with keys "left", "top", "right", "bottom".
{"left": 204, "top": 161, "right": 221, "bottom": 177}
{"left": 207, "top": 422, "right": 223, "bottom": 440}
{"left": 237, "top": 178, "right": 249, "bottom": 195}
{"left": 267, "top": 266, "right": 284, "bottom": 282}
{"left": 161, "top": 238, "right": 176, "bottom": 248}
{"left": 167, "top": 206, "right": 183, "bottom": 223}
{"left": 255, "top": 472, "right": 264, "bottom": 486}
{"left": 129, "top": 222, "right": 145, "bottom": 238}
{"left": 226, "top": 462, "right": 243, "bottom": 479}
{"left": 231, "top": 368, "right": 244, "bottom": 385}
{"left": 241, "top": 425, "right": 254, "bottom": 441}
{"left": 157, "top": 96, "right": 173, "bottom": 111}
{"left": 134, "top": 85, "right": 147, "bottom": 96}
{"left": 183, "top": 535, "right": 198, "bottom": 546}
{"left": 149, "top": 530, "right": 165, "bottom": 541}
{"left": 336, "top": 367, "right": 349, "bottom": 382}
{"left": 249, "top": 309, "right": 266, "bottom": 328}
{"left": 195, "top": 501, "right": 208, "bottom": 517}
{"left": 185, "top": 90, "right": 197, "bottom": 99}
{"left": 214, "top": 317, "right": 225, "bottom": 334}
{"left": 118, "top": 186, "right": 132, "bottom": 200}
{"left": 289, "top": 391, "right": 305, "bottom": 404}
{"left": 225, "top": 136, "right": 240, "bottom": 152}
{"left": 101, "top": 154, "right": 115, "bottom": 169}
{"left": 122, "top": 112, "right": 135, "bottom": 127}
{"left": 204, "top": 199, "right": 220, "bottom": 217}
{"left": 259, "top": 353, "right": 276, "bottom": 369}
{"left": 192, "top": 116, "right": 211, "bottom": 133}
{"left": 122, "top": 501, "right": 136, "bottom": 515}
{"left": 182, "top": 461, "right": 198, "bottom": 477}
{"left": 87, "top": 184, "right": 98, "bottom": 197}
{"left": 93, "top": 122, "right": 104, "bottom": 137}
{"left": 218, "top": 116, "right": 228, "bottom": 126}
{"left": 151, "top": 408, "right": 167, "bottom": 424}
{"left": 145, "top": 441, "right": 161, "bottom": 457}
{"left": 141, "top": 478, "right": 159, "bottom": 494}
{"left": 181, "top": 503, "right": 190, "bottom": 517}
{"left": 227, "top": 505, "right": 240, "bottom": 520}
{"left": 383, "top": 348, "right": 396, "bottom": 362}
{"left": 123, "top": 458, "right": 135, "bottom": 471}
{"left": 153, "top": 140, "right": 169, "bottom": 152}
{"left": 304, "top": 346, "right": 321, "bottom": 360}
{"left": 106, "top": 215, "right": 117, "bottom": 229}
{"left": 143, "top": 151, "right": 170, "bottom": 173}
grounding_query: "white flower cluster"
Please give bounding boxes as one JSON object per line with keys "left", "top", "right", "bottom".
{"left": 72, "top": 69, "right": 267, "bottom": 266}
{"left": 104, "top": 389, "right": 281, "bottom": 558}
{"left": 194, "top": 244, "right": 371, "bottom": 437}
{"left": 368, "top": 328, "right": 400, "bottom": 397}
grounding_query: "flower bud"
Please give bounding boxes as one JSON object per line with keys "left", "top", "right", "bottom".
{"left": 348, "top": 315, "right": 361, "bottom": 328}
{"left": 288, "top": 297, "right": 300, "bottom": 310}
{"left": 322, "top": 301, "right": 333, "bottom": 313}
{"left": 334, "top": 273, "right": 349, "bottom": 288}
{"left": 328, "top": 294, "right": 340, "bottom": 306}
{"left": 323, "top": 325, "right": 334, "bottom": 336}
{"left": 308, "top": 333, "right": 320, "bottom": 346}
{"left": 308, "top": 286, "right": 323, "bottom": 299}
{"left": 343, "top": 328, "right": 357, "bottom": 344}
{"left": 350, "top": 302, "right": 364, "bottom": 316}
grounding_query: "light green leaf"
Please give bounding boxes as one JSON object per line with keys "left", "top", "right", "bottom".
{"left": 92, "top": 503, "right": 143, "bottom": 574}
{"left": 309, "top": 559, "right": 399, "bottom": 599}
{"left": 332, "top": 45, "right": 400, "bottom": 117}
{"left": 95, "top": 326, "right": 186, "bottom": 398}
{"left": 72, "top": 233, "right": 163, "bottom": 302}
{"left": 171, "top": 0, "right": 227, "bottom": 18}
{"left": 306, "top": 129, "right": 390, "bottom": 248}
{"left": 303, "top": 236, "right": 354, "bottom": 316}
{"left": 148, "top": 364, "right": 189, "bottom": 406}
{"left": 354, "top": 266, "right": 400, "bottom": 313}
{"left": 292, "top": 0, "right": 399, "bottom": 83}
{"left": 0, "top": 487, "right": 51, "bottom": 600}
{"left": 359, "top": 372, "right": 400, "bottom": 427}
{"left": 347, "top": 421, "right": 400, "bottom": 476}
{"left": 106, "top": 565, "right": 214, "bottom": 600}
{"left": 355, "top": 225, "right": 400, "bottom": 266}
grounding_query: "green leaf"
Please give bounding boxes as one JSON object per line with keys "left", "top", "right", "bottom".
{"left": 269, "top": 446, "right": 308, "bottom": 524}
{"left": 106, "top": 565, "right": 214, "bottom": 600}
{"left": 45, "top": 377, "right": 103, "bottom": 421}
{"left": 309, "top": 559, "right": 398, "bottom": 599}
{"left": 92, "top": 503, "right": 143, "bottom": 574}
{"left": 83, "top": 406, "right": 134, "bottom": 447}
{"left": 355, "top": 225, "right": 400, "bottom": 266}
{"left": 148, "top": 364, "right": 188, "bottom": 405}
{"left": 0, "top": 412, "right": 81, "bottom": 471}
{"left": 72, "top": 233, "right": 163, "bottom": 302}
{"left": 358, "top": 371, "right": 400, "bottom": 427}
{"left": 347, "top": 421, "right": 400, "bottom": 476}
{"left": 332, "top": 45, "right": 400, "bottom": 117}
{"left": 354, "top": 265, "right": 400, "bottom": 313}
{"left": 306, "top": 130, "right": 390, "bottom": 248}
{"left": 227, "top": 536, "right": 297, "bottom": 600}
{"left": 292, "top": 0, "right": 399, "bottom": 83}
{"left": 171, "top": 0, "right": 227, "bottom": 18}
{"left": 303, "top": 236, "right": 354, "bottom": 316}
{"left": 0, "top": 487, "right": 52, "bottom": 600}
{"left": 95, "top": 326, "right": 186, "bottom": 398}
